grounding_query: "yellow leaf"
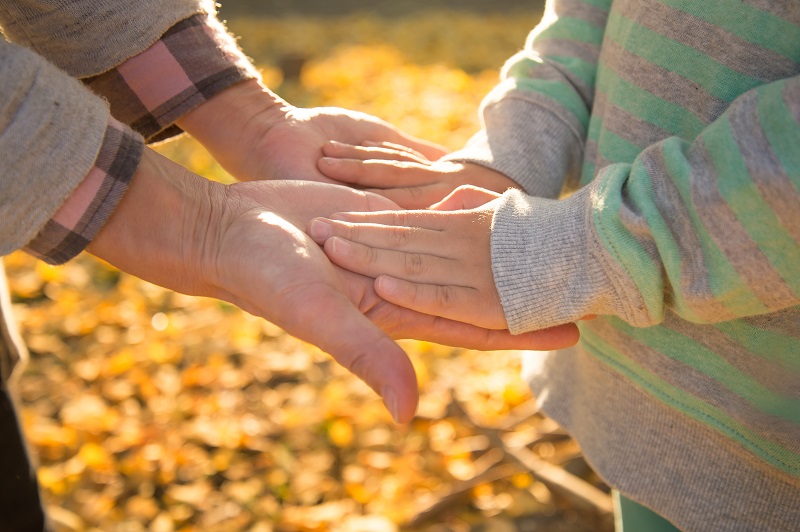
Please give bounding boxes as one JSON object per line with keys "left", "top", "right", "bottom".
{"left": 328, "top": 418, "right": 354, "bottom": 448}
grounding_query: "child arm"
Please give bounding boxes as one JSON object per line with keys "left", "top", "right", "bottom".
{"left": 309, "top": 75, "right": 800, "bottom": 332}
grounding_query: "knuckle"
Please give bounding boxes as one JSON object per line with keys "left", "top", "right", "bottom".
{"left": 389, "top": 228, "right": 411, "bottom": 248}
{"left": 406, "top": 186, "right": 424, "bottom": 200}
{"left": 403, "top": 253, "right": 426, "bottom": 276}
{"left": 365, "top": 246, "right": 380, "bottom": 265}
{"left": 435, "top": 285, "right": 456, "bottom": 308}
{"left": 342, "top": 223, "right": 360, "bottom": 241}
{"left": 344, "top": 349, "right": 372, "bottom": 381}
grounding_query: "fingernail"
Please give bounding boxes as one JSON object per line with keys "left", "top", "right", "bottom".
{"left": 320, "top": 157, "right": 341, "bottom": 165}
{"left": 382, "top": 386, "right": 401, "bottom": 423}
{"left": 308, "top": 219, "right": 331, "bottom": 240}
{"left": 377, "top": 275, "right": 397, "bottom": 294}
{"left": 331, "top": 237, "right": 351, "bottom": 255}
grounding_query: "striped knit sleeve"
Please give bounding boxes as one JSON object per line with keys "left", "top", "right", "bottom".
{"left": 443, "top": 0, "right": 611, "bottom": 198}
{"left": 491, "top": 74, "right": 800, "bottom": 332}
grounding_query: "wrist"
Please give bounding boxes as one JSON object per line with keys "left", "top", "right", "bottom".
{"left": 457, "top": 163, "right": 519, "bottom": 193}
{"left": 87, "top": 148, "right": 229, "bottom": 297}
{"left": 176, "top": 79, "right": 291, "bottom": 179}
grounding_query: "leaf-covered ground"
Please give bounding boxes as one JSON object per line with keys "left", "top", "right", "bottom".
{"left": 6, "top": 10, "right": 612, "bottom": 532}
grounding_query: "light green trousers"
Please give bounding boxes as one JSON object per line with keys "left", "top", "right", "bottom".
{"left": 615, "top": 491, "right": 681, "bottom": 532}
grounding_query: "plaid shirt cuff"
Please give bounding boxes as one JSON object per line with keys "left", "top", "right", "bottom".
{"left": 85, "top": 14, "right": 258, "bottom": 143}
{"left": 25, "top": 118, "right": 143, "bottom": 265}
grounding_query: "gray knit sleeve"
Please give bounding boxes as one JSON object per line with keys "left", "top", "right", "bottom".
{"left": 0, "top": 40, "right": 113, "bottom": 255}
{"left": 0, "top": 0, "right": 212, "bottom": 77}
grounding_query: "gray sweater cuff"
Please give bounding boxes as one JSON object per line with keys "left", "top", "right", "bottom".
{"left": 490, "top": 186, "right": 621, "bottom": 333}
{"left": 442, "top": 93, "right": 584, "bottom": 200}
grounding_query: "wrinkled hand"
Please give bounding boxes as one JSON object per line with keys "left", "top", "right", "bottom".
{"left": 177, "top": 80, "right": 447, "bottom": 183}
{"left": 249, "top": 108, "right": 448, "bottom": 182}
{"left": 308, "top": 186, "right": 512, "bottom": 329}
{"left": 205, "top": 181, "right": 420, "bottom": 422}
{"left": 317, "top": 140, "right": 519, "bottom": 208}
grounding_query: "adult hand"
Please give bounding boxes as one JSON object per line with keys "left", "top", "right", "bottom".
{"left": 308, "top": 186, "right": 511, "bottom": 329}
{"left": 89, "top": 150, "right": 419, "bottom": 422}
{"left": 317, "top": 140, "right": 519, "bottom": 208}
{"left": 177, "top": 79, "right": 447, "bottom": 183}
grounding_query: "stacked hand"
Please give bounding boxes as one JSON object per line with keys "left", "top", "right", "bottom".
{"left": 89, "top": 151, "right": 579, "bottom": 423}
{"left": 316, "top": 139, "right": 520, "bottom": 208}
{"left": 88, "top": 79, "right": 581, "bottom": 423}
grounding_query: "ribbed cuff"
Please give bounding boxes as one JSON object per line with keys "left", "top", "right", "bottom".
{"left": 490, "top": 186, "right": 619, "bottom": 333}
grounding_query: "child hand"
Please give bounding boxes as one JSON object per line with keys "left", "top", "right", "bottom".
{"left": 317, "top": 140, "right": 519, "bottom": 209}
{"left": 307, "top": 186, "right": 508, "bottom": 330}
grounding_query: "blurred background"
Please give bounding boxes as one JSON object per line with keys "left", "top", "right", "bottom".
{"left": 6, "top": 1, "right": 615, "bottom": 530}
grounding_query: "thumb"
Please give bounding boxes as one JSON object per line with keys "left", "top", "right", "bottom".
{"left": 430, "top": 185, "right": 502, "bottom": 211}
{"left": 294, "top": 288, "right": 419, "bottom": 423}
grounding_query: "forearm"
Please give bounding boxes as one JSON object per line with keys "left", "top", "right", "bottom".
{"left": 175, "top": 78, "right": 289, "bottom": 178}
{"left": 445, "top": 0, "right": 611, "bottom": 198}
{"left": 87, "top": 149, "right": 225, "bottom": 298}
{"left": 0, "top": 40, "right": 122, "bottom": 257}
{"left": 492, "top": 76, "right": 800, "bottom": 332}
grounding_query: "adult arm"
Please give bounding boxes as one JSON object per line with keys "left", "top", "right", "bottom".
{"left": 0, "top": 1, "right": 444, "bottom": 182}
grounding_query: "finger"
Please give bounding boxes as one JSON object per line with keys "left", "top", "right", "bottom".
{"left": 385, "top": 133, "right": 448, "bottom": 160}
{"left": 327, "top": 209, "right": 449, "bottom": 228}
{"left": 307, "top": 212, "right": 448, "bottom": 245}
{"left": 323, "top": 140, "right": 429, "bottom": 163}
{"left": 362, "top": 140, "right": 429, "bottom": 160}
{"left": 363, "top": 184, "right": 453, "bottom": 210}
{"left": 280, "top": 286, "right": 419, "bottom": 423}
{"left": 375, "top": 275, "right": 507, "bottom": 330}
{"left": 318, "top": 158, "right": 443, "bottom": 188}
{"left": 371, "top": 303, "right": 580, "bottom": 351}
{"left": 336, "top": 267, "right": 580, "bottom": 353}
{"left": 430, "top": 185, "right": 502, "bottom": 211}
{"left": 323, "top": 236, "right": 458, "bottom": 285}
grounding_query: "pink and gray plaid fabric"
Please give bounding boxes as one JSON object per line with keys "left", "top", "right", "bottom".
{"left": 26, "top": 14, "right": 256, "bottom": 265}
{"left": 86, "top": 14, "right": 257, "bottom": 143}
{"left": 24, "top": 117, "right": 141, "bottom": 265}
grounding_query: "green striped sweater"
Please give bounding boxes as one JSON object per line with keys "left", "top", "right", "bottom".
{"left": 446, "top": 0, "right": 800, "bottom": 529}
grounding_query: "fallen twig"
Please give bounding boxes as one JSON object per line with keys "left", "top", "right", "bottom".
{"left": 405, "top": 461, "right": 525, "bottom": 527}
{"left": 450, "top": 400, "right": 614, "bottom": 519}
